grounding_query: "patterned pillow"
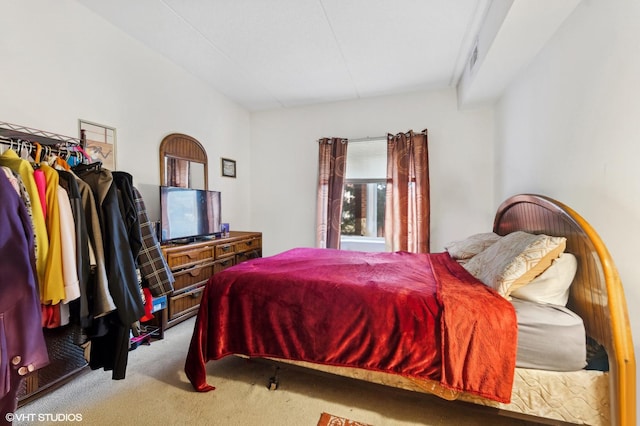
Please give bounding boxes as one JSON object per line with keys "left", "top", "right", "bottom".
{"left": 444, "top": 232, "right": 502, "bottom": 260}
{"left": 463, "top": 231, "right": 566, "bottom": 299}
{"left": 510, "top": 252, "right": 577, "bottom": 306}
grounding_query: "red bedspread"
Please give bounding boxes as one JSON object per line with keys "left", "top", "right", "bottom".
{"left": 184, "top": 248, "right": 517, "bottom": 403}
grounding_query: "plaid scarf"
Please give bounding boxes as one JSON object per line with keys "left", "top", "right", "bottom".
{"left": 133, "top": 186, "right": 174, "bottom": 296}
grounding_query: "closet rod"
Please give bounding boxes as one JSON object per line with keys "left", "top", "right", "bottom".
{"left": 1, "top": 138, "right": 68, "bottom": 161}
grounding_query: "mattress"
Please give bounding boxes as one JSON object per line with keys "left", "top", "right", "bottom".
{"left": 512, "top": 298, "right": 587, "bottom": 371}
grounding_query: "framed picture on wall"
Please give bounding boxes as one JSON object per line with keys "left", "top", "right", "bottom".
{"left": 221, "top": 157, "right": 236, "bottom": 178}
{"left": 79, "top": 119, "right": 117, "bottom": 170}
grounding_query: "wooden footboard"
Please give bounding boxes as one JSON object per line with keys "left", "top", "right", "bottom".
{"left": 494, "top": 194, "right": 636, "bottom": 426}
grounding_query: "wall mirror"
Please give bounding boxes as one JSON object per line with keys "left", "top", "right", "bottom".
{"left": 159, "top": 133, "right": 208, "bottom": 190}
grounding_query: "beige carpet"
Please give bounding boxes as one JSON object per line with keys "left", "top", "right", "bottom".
{"left": 15, "top": 318, "right": 542, "bottom": 426}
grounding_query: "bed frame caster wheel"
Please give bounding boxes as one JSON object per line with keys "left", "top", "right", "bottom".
{"left": 268, "top": 378, "right": 278, "bottom": 390}
{"left": 268, "top": 366, "right": 280, "bottom": 390}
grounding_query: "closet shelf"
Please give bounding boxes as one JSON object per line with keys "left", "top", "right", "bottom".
{"left": 0, "top": 120, "right": 84, "bottom": 146}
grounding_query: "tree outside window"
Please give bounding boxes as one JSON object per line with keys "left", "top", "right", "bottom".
{"left": 341, "top": 181, "right": 385, "bottom": 238}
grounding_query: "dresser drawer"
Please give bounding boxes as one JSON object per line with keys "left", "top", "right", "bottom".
{"left": 161, "top": 232, "right": 262, "bottom": 329}
{"left": 236, "top": 249, "right": 262, "bottom": 264}
{"left": 235, "top": 237, "right": 262, "bottom": 253}
{"left": 172, "top": 262, "right": 215, "bottom": 293}
{"left": 214, "top": 257, "right": 235, "bottom": 273}
{"left": 165, "top": 245, "right": 215, "bottom": 269}
{"left": 169, "top": 286, "right": 205, "bottom": 320}
{"left": 215, "top": 243, "right": 236, "bottom": 259}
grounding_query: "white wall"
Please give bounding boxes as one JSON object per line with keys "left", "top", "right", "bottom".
{"left": 495, "top": 0, "right": 640, "bottom": 403}
{"left": 0, "top": 0, "right": 252, "bottom": 227}
{"left": 345, "top": 139, "right": 387, "bottom": 180}
{"left": 250, "top": 88, "right": 495, "bottom": 256}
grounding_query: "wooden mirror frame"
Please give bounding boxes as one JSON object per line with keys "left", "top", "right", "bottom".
{"left": 159, "top": 133, "right": 208, "bottom": 190}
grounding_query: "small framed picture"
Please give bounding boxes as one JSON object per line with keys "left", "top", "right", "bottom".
{"left": 221, "top": 158, "right": 236, "bottom": 178}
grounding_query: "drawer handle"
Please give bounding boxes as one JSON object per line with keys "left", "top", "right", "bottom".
{"left": 221, "top": 245, "right": 232, "bottom": 252}
{"left": 186, "top": 250, "right": 207, "bottom": 259}
{"left": 188, "top": 268, "right": 203, "bottom": 277}
{"left": 245, "top": 241, "right": 253, "bottom": 246}
{"left": 191, "top": 290, "right": 203, "bottom": 298}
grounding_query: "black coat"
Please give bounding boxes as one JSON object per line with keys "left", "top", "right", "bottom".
{"left": 75, "top": 166, "right": 144, "bottom": 379}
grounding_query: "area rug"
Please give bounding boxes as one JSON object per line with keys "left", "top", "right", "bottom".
{"left": 317, "top": 412, "right": 372, "bottom": 426}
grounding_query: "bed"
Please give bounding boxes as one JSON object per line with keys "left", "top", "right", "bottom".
{"left": 184, "top": 194, "right": 635, "bottom": 426}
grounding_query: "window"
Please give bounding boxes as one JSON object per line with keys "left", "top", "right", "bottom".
{"left": 341, "top": 180, "right": 385, "bottom": 238}
{"left": 340, "top": 138, "right": 386, "bottom": 252}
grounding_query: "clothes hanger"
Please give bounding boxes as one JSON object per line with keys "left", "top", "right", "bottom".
{"left": 51, "top": 146, "right": 71, "bottom": 171}
{"left": 34, "top": 142, "right": 42, "bottom": 163}
{"left": 19, "top": 140, "right": 31, "bottom": 159}
{"left": 0, "top": 137, "right": 13, "bottom": 154}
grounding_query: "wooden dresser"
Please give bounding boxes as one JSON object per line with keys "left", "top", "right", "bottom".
{"left": 160, "top": 231, "right": 262, "bottom": 328}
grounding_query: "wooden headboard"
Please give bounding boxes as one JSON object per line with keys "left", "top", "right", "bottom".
{"left": 493, "top": 194, "right": 635, "bottom": 426}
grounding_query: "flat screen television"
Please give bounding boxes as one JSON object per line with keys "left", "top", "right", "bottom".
{"left": 160, "top": 186, "right": 221, "bottom": 243}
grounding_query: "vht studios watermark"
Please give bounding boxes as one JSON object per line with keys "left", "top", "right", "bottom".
{"left": 5, "top": 412, "right": 83, "bottom": 422}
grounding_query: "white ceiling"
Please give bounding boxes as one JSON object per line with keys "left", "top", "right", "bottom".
{"left": 77, "top": 0, "right": 580, "bottom": 112}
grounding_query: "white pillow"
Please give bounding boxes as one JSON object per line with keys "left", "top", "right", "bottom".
{"left": 463, "top": 231, "right": 566, "bottom": 299}
{"left": 444, "top": 232, "right": 502, "bottom": 260}
{"left": 510, "top": 253, "right": 577, "bottom": 306}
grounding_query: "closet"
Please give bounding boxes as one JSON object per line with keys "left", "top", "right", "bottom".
{"left": 0, "top": 121, "right": 170, "bottom": 408}
{"left": 0, "top": 121, "right": 90, "bottom": 405}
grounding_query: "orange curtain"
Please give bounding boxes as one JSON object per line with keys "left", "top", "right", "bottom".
{"left": 316, "top": 138, "right": 348, "bottom": 249}
{"left": 385, "top": 130, "right": 430, "bottom": 253}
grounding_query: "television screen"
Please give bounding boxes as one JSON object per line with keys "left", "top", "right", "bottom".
{"left": 160, "top": 186, "right": 221, "bottom": 243}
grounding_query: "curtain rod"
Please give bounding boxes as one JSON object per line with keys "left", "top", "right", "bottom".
{"left": 348, "top": 136, "right": 387, "bottom": 143}
{"left": 351, "top": 130, "right": 427, "bottom": 142}
{"left": 317, "top": 135, "right": 385, "bottom": 144}
{"left": 318, "top": 130, "right": 426, "bottom": 144}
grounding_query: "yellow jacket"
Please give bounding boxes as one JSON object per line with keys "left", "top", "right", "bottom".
{"left": 40, "top": 163, "right": 66, "bottom": 304}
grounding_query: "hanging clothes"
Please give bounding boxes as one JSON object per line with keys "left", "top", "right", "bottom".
{"left": 39, "top": 163, "right": 66, "bottom": 305}
{"left": 57, "top": 170, "right": 92, "bottom": 329}
{"left": 33, "top": 168, "right": 47, "bottom": 217}
{"left": 111, "top": 172, "right": 142, "bottom": 261}
{"left": 57, "top": 185, "right": 81, "bottom": 303}
{"left": 133, "top": 186, "right": 175, "bottom": 297}
{"left": 1, "top": 125, "right": 176, "bottom": 396}
{"left": 1, "top": 166, "right": 36, "bottom": 251}
{"left": 74, "top": 166, "right": 144, "bottom": 324}
{"left": 74, "top": 164, "right": 144, "bottom": 380}
{"left": 75, "top": 176, "right": 116, "bottom": 323}
{"left": 0, "top": 166, "right": 20, "bottom": 193}
{"left": 2, "top": 131, "right": 175, "bottom": 386}
{"left": 0, "top": 171, "right": 49, "bottom": 420}
{"left": 0, "top": 149, "right": 49, "bottom": 294}
{"left": 38, "top": 163, "right": 67, "bottom": 329}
